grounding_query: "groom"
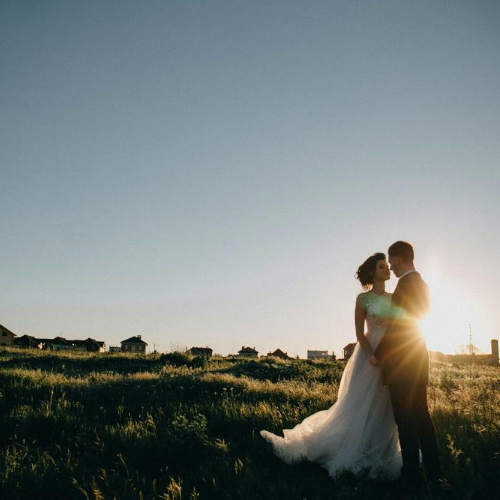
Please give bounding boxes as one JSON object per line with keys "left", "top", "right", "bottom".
{"left": 373, "top": 241, "right": 439, "bottom": 484}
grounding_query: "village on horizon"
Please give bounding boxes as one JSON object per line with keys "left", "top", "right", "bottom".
{"left": 1, "top": 323, "right": 498, "bottom": 366}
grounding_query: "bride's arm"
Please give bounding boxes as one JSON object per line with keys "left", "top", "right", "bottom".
{"left": 354, "top": 294, "right": 376, "bottom": 362}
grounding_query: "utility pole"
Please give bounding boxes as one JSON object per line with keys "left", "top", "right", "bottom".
{"left": 469, "top": 324, "right": 474, "bottom": 355}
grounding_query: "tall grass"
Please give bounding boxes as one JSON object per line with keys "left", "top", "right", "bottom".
{"left": 0, "top": 348, "right": 498, "bottom": 499}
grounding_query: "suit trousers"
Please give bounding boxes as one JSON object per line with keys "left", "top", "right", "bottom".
{"left": 388, "top": 383, "right": 439, "bottom": 479}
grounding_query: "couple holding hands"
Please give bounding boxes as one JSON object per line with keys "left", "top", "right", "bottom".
{"left": 261, "top": 241, "right": 440, "bottom": 486}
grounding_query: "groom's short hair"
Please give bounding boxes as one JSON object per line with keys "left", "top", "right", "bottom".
{"left": 388, "top": 241, "right": 414, "bottom": 263}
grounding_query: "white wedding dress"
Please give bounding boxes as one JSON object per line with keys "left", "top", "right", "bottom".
{"left": 260, "top": 293, "right": 402, "bottom": 479}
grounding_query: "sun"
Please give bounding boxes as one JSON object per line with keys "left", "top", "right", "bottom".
{"left": 420, "top": 271, "right": 493, "bottom": 354}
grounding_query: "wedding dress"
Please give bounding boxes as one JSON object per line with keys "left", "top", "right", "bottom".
{"left": 260, "top": 293, "right": 401, "bottom": 479}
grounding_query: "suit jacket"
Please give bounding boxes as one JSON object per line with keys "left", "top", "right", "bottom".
{"left": 375, "top": 271, "right": 430, "bottom": 386}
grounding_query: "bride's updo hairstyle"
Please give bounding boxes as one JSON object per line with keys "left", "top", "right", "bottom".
{"left": 355, "top": 252, "right": 386, "bottom": 291}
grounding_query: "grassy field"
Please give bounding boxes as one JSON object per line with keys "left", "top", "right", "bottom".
{"left": 0, "top": 349, "right": 499, "bottom": 499}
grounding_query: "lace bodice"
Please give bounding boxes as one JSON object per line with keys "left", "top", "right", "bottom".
{"left": 359, "top": 292, "right": 392, "bottom": 346}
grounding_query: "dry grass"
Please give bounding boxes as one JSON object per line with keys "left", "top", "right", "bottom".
{"left": 0, "top": 348, "right": 498, "bottom": 499}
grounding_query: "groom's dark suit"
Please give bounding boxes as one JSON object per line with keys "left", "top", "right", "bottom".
{"left": 375, "top": 271, "right": 439, "bottom": 480}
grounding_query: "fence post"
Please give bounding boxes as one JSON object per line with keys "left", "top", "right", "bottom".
{"left": 491, "top": 339, "right": 499, "bottom": 366}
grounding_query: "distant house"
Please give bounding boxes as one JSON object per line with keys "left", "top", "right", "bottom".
{"left": 343, "top": 343, "right": 357, "bottom": 360}
{"left": 70, "top": 338, "right": 106, "bottom": 353}
{"left": 9, "top": 331, "right": 106, "bottom": 352}
{"left": 238, "top": 346, "right": 259, "bottom": 358}
{"left": 266, "top": 348, "right": 291, "bottom": 360}
{"left": 14, "top": 335, "right": 41, "bottom": 349}
{"left": 0, "top": 324, "right": 17, "bottom": 347}
{"left": 109, "top": 346, "right": 121, "bottom": 353}
{"left": 51, "top": 336, "right": 71, "bottom": 351}
{"left": 121, "top": 335, "right": 148, "bottom": 354}
{"left": 40, "top": 336, "right": 105, "bottom": 352}
{"left": 307, "top": 350, "right": 332, "bottom": 360}
{"left": 187, "top": 347, "right": 213, "bottom": 357}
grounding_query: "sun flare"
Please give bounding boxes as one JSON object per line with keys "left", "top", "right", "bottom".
{"left": 420, "top": 270, "right": 493, "bottom": 354}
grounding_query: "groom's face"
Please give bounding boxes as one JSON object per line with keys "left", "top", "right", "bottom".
{"left": 388, "top": 255, "right": 402, "bottom": 277}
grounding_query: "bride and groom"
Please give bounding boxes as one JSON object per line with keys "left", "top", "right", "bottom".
{"left": 261, "top": 241, "right": 440, "bottom": 484}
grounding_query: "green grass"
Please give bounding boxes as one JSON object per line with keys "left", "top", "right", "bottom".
{"left": 0, "top": 348, "right": 499, "bottom": 499}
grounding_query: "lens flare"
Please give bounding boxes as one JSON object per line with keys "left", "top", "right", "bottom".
{"left": 421, "top": 272, "right": 493, "bottom": 354}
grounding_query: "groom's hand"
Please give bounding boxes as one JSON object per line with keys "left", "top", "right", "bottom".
{"left": 369, "top": 354, "right": 382, "bottom": 367}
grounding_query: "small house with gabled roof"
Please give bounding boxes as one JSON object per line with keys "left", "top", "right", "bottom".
{"left": 121, "top": 335, "right": 148, "bottom": 354}
{"left": 343, "top": 343, "right": 357, "bottom": 360}
{"left": 238, "top": 346, "right": 259, "bottom": 358}
{"left": 0, "top": 324, "right": 17, "bottom": 347}
{"left": 51, "top": 336, "right": 71, "bottom": 351}
{"left": 187, "top": 346, "right": 213, "bottom": 357}
{"left": 266, "top": 348, "right": 291, "bottom": 360}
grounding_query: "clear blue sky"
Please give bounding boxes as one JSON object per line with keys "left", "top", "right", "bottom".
{"left": 2, "top": 0, "right": 499, "bottom": 356}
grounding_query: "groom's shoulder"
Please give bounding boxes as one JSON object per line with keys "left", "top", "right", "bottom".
{"left": 402, "top": 272, "right": 428, "bottom": 294}
{"left": 396, "top": 272, "right": 420, "bottom": 292}
{"left": 402, "top": 271, "right": 424, "bottom": 283}
{"left": 408, "top": 271, "right": 427, "bottom": 285}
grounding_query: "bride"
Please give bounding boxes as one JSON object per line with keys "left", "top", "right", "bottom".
{"left": 260, "top": 253, "right": 401, "bottom": 479}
